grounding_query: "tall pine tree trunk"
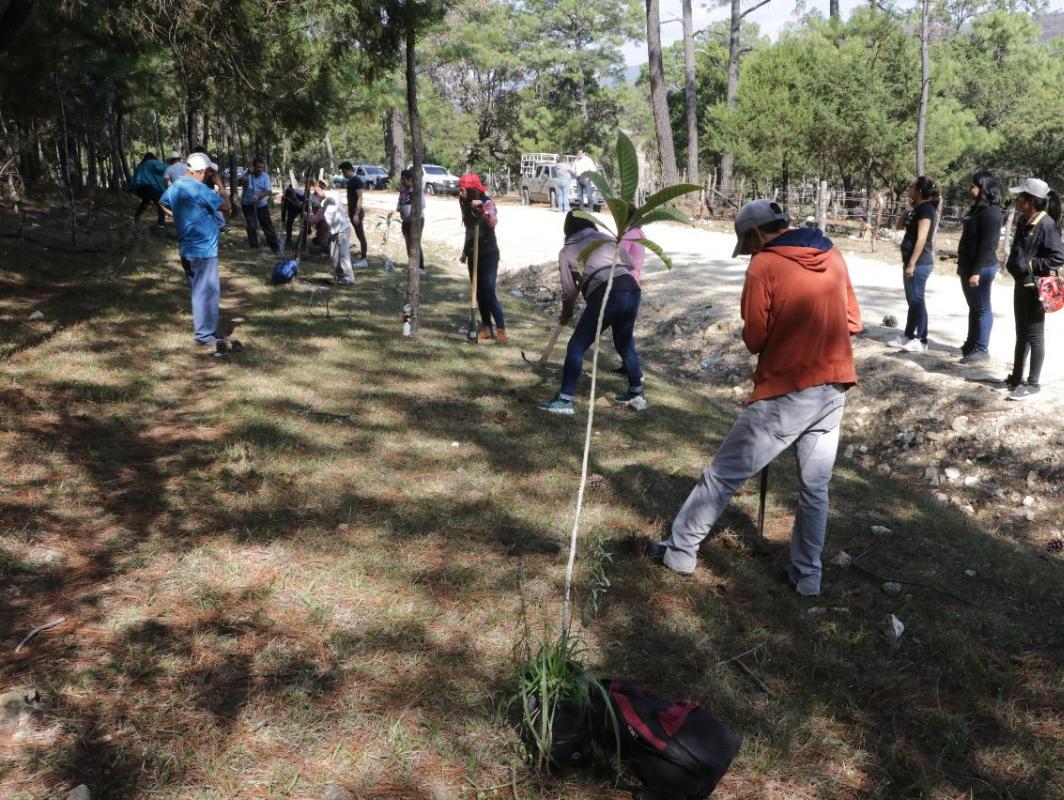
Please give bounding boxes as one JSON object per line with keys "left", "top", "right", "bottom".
{"left": 682, "top": 0, "right": 698, "bottom": 183}
{"left": 720, "top": 0, "right": 742, "bottom": 194}
{"left": 916, "top": 0, "right": 930, "bottom": 175}
{"left": 646, "top": 0, "right": 678, "bottom": 186}
{"left": 405, "top": 25, "right": 424, "bottom": 334}
{"left": 384, "top": 108, "right": 406, "bottom": 179}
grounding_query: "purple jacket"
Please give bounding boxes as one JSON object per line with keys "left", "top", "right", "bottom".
{"left": 558, "top": 228, "right": 635, "bottom": 321}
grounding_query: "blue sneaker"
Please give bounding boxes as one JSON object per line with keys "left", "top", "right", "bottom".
{"left": 537, "top": 395, "right": 574, "bottom": 415}
{"left": 614, "top": 390, "right": 647, "bottom": 411}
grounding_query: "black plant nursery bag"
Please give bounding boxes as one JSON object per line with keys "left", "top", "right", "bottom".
{"left": 593, "top": 680, "right": 741, "bottom": 800}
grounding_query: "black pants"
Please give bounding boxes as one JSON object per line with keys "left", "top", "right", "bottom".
{"left": 402, "top": 219, "right": 424, "bottom": 270}
{"left": 468, "top": 251, "right": 505, "bottom": 329}
{"left": 282, "top": 200, "right": 303, "bottom": 249}
{"left": 352, "top": 209, "right": 367, "bottom": 259}
{"left": 241, "top": 203, "right": 280, "bottom": 252}
{"left": 1012, "top": 282, "right": 1045, "bottom": 385}
{"left": 134, "top": 186, "right": 164, "bottom": 226}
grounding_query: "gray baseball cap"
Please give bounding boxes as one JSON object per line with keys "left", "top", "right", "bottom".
{"left": 1009, "top": 177, "right": 1050, "bottom": 200}
{"left": 732, "top": 199, "right": 790, "bottom": 257}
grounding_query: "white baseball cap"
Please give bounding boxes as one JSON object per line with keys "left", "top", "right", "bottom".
{"left": 186, "top": 153, "right": 212, "bottom": 172}
{"left": 732, "top": 199, "right": 790, "bottom": 257}
{"left": 1009, "top": 177, "right": 1050, "bottom": 200}
{"left": 168, "top": 150, "right": 182, "bottom": 160}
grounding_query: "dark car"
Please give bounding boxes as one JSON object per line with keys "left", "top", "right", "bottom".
{"left": 354, "top": 164, "right": 389, "bottom": 189}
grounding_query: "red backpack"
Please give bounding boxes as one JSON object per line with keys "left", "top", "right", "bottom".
{"left": 1037, "top": 274, "right": 1064, "bottom": 313}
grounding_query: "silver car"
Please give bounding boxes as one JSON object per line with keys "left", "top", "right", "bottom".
{"left": 519, "top": 163, "right": 602, "bottom": 211}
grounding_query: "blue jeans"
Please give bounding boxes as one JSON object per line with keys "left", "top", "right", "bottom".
{"left": 469, "top": 251, "right": 505, "bottom": 329}
{"left": 560, "top": 281, "right": 642, "bottom": 398}
{"left": 556, "top": 179, "right": 571, "bottom": 213}
{"left": 181, "top": 256, "right": 220, "bottom": 344}
{"left": 960, "top": 266, "right": 996, "bottom": 353}
{"left": 903, "top": 261, "right": 933, "bottom": 343}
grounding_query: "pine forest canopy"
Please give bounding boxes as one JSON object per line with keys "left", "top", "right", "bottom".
{"left": 1, "top": 0, "right": 1062, "bottom": 201}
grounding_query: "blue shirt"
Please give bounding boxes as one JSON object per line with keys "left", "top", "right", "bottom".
{"left": 241, "top": 171, "right": 272, "bottom": 208}
{"left": 160, "top": 177, "right": 224, "bottom": 260}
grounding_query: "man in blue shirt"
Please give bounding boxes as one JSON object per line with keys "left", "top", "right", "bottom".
{"left": 160, "top": 153, "right": 236, "bottom": 353}
{"left": 237, "top": 156, "right": 281, "bottom": 255}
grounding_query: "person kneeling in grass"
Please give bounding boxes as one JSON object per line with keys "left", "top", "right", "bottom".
{"left": 160, "top": 152, "right": 239, "bottom": 355}
{"left": 537, "top": 211, "right": 644, "bottom": 415}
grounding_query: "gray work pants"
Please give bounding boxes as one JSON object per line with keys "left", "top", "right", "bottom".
{"left": 663, "top": 383, "right": 847, "bottom": 595}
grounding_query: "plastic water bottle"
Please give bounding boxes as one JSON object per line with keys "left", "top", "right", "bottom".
{"left": 401, "top": 304, "right": 412, "bottom": 336}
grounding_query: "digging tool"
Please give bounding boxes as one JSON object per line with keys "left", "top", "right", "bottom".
{"left": 521, "top": 322, "right": 563, "bottom": 369}
{"left": 757, "top": 465, "right": 769, "bottom": 540}
{"left": 467, "top": 221, "right": 480, "bottom": 343}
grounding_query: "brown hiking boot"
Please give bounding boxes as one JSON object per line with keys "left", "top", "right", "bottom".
{"left": 495, "top": 327, "right": 509, "bottom": 345}
{"left": 476, "top": 326, "right": 495, "bottom": 343}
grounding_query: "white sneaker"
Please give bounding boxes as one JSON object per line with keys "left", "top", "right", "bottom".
{"left": 901, "top": 338, "right": 927, "bottom": 353}
{"left": 353, "top": 259, "right": 368, "bottom": 269}
{"left": 887, "top": 336, "right": 911, "bottom": 348}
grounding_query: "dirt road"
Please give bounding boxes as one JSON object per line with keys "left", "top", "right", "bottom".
{"left": 363, "top": 191, "right": 1062, "bottom": 393}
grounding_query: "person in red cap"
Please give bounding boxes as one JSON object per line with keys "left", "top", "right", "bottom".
{"left": 459, "top": 173, "right": 507, "bottom": 344}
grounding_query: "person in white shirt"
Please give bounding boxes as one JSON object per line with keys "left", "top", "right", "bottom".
{"left": 309, "top": 182, "right": 354, "bottom": 284}
{"left": 572, "top": 149, "right": 596, "bottom": 210}
{"left": 164, "top": 151, "right": 187, "bottom": 186}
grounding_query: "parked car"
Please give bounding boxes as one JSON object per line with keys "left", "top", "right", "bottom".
{"left": 354, "top": 164, "right": 389, "bottom": 189}
{"left": 519, "top": 160, "right": 602, "bottom": 211}
{"left": 409, "top": 164, "right": 460, "bottom": 196}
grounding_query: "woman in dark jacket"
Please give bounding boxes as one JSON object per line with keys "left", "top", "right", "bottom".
{"left": 957, "top": 171, "right": 1003, "bottom": 364}
{"left": 891, "top": 176, "right": 938, "bottom": 353}
{"left": 458, "top": 173, "right": 507, "bottom": 344}
{"left": 1003, "top": 178, "right": 1064, "bottom": 400}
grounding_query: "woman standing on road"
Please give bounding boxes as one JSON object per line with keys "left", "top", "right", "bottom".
{"left": 956, "top": 171, "right": 1003, "bottom": 365}
{"left": 890, "top": 176, "right": 938, "bottom": 353}
{"left": 459, "top": 173, "right": 507, "bottom": 344}
{"left": 537, "top": 212, "right": 644, "bottom": 415}
{"left": 1002, "top": 178, "right": 1064, "bottom": 401}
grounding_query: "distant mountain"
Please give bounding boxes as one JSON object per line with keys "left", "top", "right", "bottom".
{"left": 1038, "top": 11, "right": 1064, "bottom": 40}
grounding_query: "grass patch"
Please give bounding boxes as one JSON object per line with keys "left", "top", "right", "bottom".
{"left": 0, "top": 206, "right": 1061, "bottom": 799}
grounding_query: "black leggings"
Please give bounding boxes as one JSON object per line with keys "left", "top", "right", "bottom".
{"left": 468, "top": 251, "right": 505, "bottom": 329}
{"left": 1012, "top": 282, "right": 1045, "bottom": 385}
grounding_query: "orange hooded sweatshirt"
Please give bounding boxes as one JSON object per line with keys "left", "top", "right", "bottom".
{"left": 740, "top": 227, "right": 863, "bottom": 403}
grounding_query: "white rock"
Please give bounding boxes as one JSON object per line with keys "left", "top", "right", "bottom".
{"left": 944, "top": 467, "right": 961, "bottom": 481}
{"left": 830, "top": 550, "right": 852, "bottom": 568}
{"left": 886, "top": 614, "right": 905, "bottom": 641}
{"left": 870, "top": 525, "right": 892, "bottom": 536}
{"left": 28, "top": 310, "right": 44, "bottom": 321}
{"left": 897, "top": 431, "right": 915, "bottom": 447}
{"left": 451, "top": 441, "right": 460, "bottom": 448}
{"left": 1022, "top": 495, "right": 1035, "bottom": 507}
{"left": 963, "top": 476, "right": 979, "bottom": 488}
{"left": 951, "top": 416, "right": 969, "bottom": 432}
{"left": 882, "top": 581, "right": 903, "bottom": 597}
{"left": 67, "top": 787, "right": 91, "bottom": 800}
{"left": 843, "top": 445, "right": 855, "bottom": 459}
{"left": 858, "top": 444, "right": 869, "bottom": 453}
{"left": 964, "top": 569, "right": 976, "bottom": 577}
{"left": 934, "top": 492, "right": 949, "bottom": 502}
{"left": 877, "top": 463, "right": 892, "bottom": 475}
{"left": 1026, "top": 470, "right": 1039, "bottom": 488}
{"left": 321, "top": 786, "right": 354, "bottom": 800}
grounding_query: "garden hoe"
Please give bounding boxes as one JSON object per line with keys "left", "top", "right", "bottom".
{"left": 467, "top": 221, "right": 480, "bottom": 343}
{"left": 521, "top": 323, "right": 562, "bottom": 370}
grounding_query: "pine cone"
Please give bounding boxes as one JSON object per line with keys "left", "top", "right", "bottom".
{"left": 1048, "top": 538, "right": 1064, "bottom": 554}
{"left": 882, "top": 314, "right": 898, "bottom": 328}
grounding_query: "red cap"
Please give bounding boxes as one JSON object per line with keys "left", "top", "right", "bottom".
{"left": 459, "top": 173, "right": 487, "bottom": 193}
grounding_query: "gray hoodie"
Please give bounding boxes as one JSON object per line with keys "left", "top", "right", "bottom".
{"left": 558, "top": 228, "right": 635, "bottom": 321}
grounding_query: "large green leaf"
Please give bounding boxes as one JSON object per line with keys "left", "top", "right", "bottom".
{"left": 630, "top": 207, "right": 692, "bottom": 228}
{"left": 578, "top": 237, "right": 610, "bottom": 265}
{"left": 583, "top": 170, "right": 613, "bottom": 204}
{"left": 605, "top": 198, "right": 629, "bottom": 233}
{"left": 571, "top": 210, "right": 615, "bottom": 236}
{"left": 616, "top": 129, "right": 639, "bottom": 203}
{"left": 635, "top": 184, "right": 701, "bottom": 219}
{"left": 635, "top": 238, "right": 673, "bottom": 270}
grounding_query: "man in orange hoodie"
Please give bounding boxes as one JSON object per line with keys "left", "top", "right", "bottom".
{"left": 647, "top": 200, "right": 863, "bottom": 596}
